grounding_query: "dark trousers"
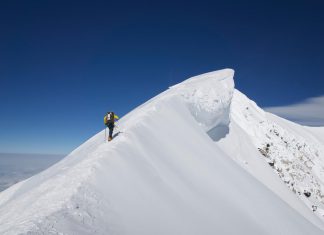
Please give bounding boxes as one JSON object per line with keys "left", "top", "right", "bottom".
{"left": 107, "top": 122, "right": 114, "bottom": 138}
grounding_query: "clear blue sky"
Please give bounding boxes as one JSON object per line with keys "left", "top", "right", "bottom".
{"left": 1, "top": 0, "right": 323, "bottom": 154}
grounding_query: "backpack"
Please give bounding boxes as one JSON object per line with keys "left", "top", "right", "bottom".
{"left": 104, "top": 112, "right": 114, "bottom": 125}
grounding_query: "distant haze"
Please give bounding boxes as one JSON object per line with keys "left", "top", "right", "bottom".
{"left": 0, "top": 153, "right": 64, "bottom": 192}
{"left": 264, "top": 95, "right": 324, "bottom": 127}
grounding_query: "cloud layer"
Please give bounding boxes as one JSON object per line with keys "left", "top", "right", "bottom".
{"left": 264, "top": 96, "right": 324, "bottom": 127}
{"left": 0, "top": 153, "right": 64, "bottom": 192}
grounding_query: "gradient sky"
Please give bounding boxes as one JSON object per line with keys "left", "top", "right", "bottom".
{"left": 0, "top": 0, "right": 323, "bottom": 154}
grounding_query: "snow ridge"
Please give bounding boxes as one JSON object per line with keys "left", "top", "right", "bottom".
{"left": 229, "top": 90, "right": 324, "bottom": 220}
{"left": 0, "top": 69, "right": 324, "bottom": 234}
{"left": 172, "top": 69, "right": 234, "bottom": 131}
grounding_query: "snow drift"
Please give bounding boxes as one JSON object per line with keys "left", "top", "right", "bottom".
{"left": 1, "top": 69, "right": 324, "bottom": 234}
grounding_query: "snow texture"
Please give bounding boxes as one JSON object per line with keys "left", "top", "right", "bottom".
{"left": 1, "top": 69, "right": 324, "bottom": 234}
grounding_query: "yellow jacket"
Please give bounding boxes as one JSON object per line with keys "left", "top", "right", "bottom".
{"left": 104, "top": 113, "right": 119, "bottom": 124}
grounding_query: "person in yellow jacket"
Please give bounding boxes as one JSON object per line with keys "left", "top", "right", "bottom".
{"left": 104, "top": 112, "right": 119, "bottom": 141}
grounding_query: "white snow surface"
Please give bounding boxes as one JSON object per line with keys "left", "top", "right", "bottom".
{"left": 1, "top": 69, "right": 324, "bottom": 234}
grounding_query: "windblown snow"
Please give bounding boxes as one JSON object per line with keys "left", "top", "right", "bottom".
{"left": 1, "top": 69, "right": 324, "bottom": 234}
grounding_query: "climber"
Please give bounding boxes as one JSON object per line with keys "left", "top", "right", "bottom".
{"left": 104, "top": 112, "right": 119, "bottom": 141}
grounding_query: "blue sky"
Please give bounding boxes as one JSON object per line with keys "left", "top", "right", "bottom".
{"left": 0, "top": 0, "right": 323, "bottom": 154}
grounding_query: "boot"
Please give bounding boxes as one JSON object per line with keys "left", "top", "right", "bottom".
{"left": 108, "top": 136, "right": 112, "bottom": 141}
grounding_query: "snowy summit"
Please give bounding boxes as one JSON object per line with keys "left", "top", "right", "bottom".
{"left": 1, "top": 69, "right": 324, "bottom": 234}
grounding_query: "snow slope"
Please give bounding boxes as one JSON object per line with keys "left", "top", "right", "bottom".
{"left": 1, "top": 69, "right": 324, "bottom": 234}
